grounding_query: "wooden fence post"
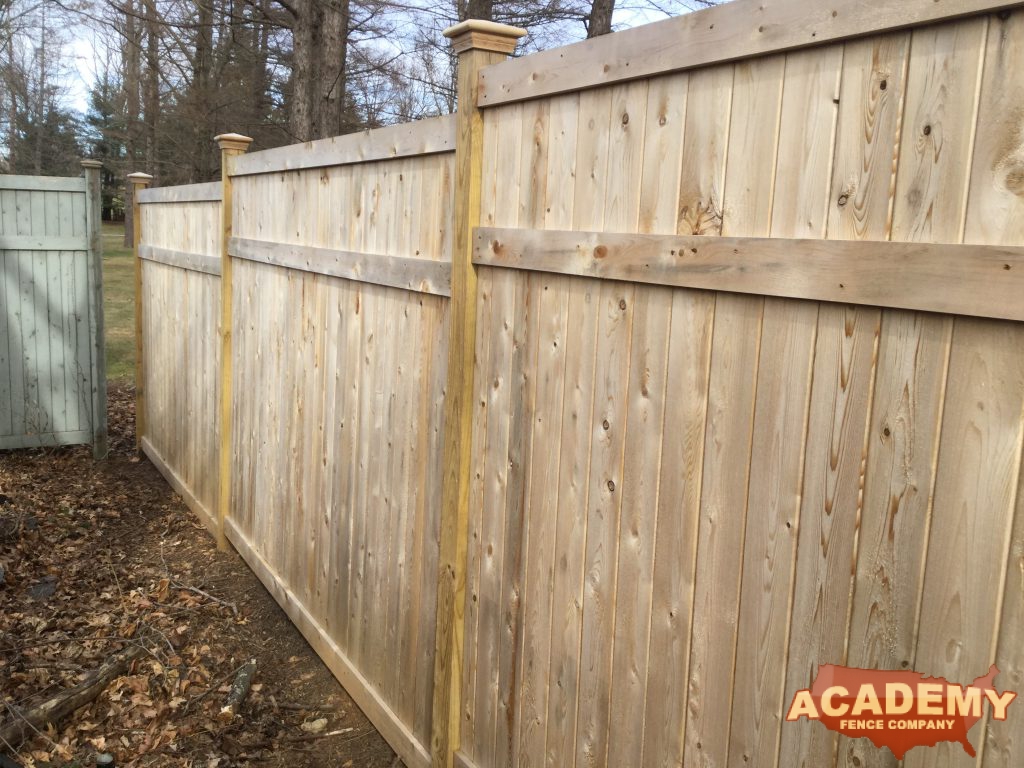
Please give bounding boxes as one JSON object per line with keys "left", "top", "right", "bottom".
{"left": 82, "top": 159, "right": 108, "bottom": 459}
{"left": 214, "top": 133, "right": 253, "bottom": 551}
{"left": 127, "top": 171, "right": 153, "bottom": 452}
{"left": 432, "top": 20, "right": 525, "bottom": 768}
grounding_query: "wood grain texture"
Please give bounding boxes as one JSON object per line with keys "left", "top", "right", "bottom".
{"left": 906, "top": 320, "right": 1024, "bottom": 768}
{"left": 476, "top": 0, "right": 1020, "bottom": 106}
{"left": 137, "top": 182, "right": 221, "bottom": 204}
{"left": 139, "top": 244, "right": 222, "bottom": 276}
{"left": 778, "top": 30, "right": 905, "bottom": 768}
{"left": 727, "top": 43, "right": 841, "bottom": 768}
{"left": 229, "top": 236, "right": 450, "bottom": 295}
{"left": 232, "top": 115, "right": 455, "bottom": 177}
{"left": 473, "top": 227, "right": 1024, "bottom": 322}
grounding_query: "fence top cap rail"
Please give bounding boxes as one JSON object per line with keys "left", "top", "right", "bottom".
{"left": 137, "top": 181, "right": 222, "bottom": 204}
{"left": 230, "top": 114, "right": 457, "bottom": 177}
{"left": 0, "top": 174, "right": 87, "bottom": 192}
{"left": 444, "top": 19, "right": 527, "bottom": 53}
{"left": 477, "top": 0, "right": 1024, "bottom": 106}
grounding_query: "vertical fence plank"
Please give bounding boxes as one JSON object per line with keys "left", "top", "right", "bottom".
{"left": 682, "top": 59, "right": 752, "bottom": 768}
{"left": 809, "top": 30, "right": 908, "bottom": 768}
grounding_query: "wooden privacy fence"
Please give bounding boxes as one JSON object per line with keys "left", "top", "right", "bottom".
{"left": 1, "top": 163, "right": 107, "bottom": 456}
{"left": 132, "top": 176, "right": 222, "bottom": 531}
{"left": 133, "top": 1, "right": 1024, "bottom": 767}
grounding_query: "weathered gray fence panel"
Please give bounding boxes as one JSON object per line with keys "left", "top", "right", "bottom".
{"left": 0, "top": 167, "right": 106, "bottom": 456}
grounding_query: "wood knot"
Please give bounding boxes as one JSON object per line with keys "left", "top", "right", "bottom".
{"left": 658, "top": 115, "right": 667, "bottom": 126}
{"left": 594, "top": 245, "right": 608, "bottom": 259}
{"left": 602, "top": 419, "right": 610, "bottom": 430}
{"left": 607, "top": 480, "right": 615, "bottom": 492}
{"left": 621, "top": 112, "right": 629, "bottom": 126}
{"left": 879, "top": 79, "right": 887, "bottom": 91}
{"left": 491, "top": 240, "right": 501, "bottom": 254}
{"left": 618, "top": 298, "right": 627, "bottom": 310}
{"left": 923, "top": 124, "right": 932, "bottom": 136}
{"left": 837, "top": 193, "right": 849, "bottom": 207}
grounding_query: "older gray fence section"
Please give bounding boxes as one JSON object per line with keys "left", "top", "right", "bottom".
{"left": 0, "top": 165, "right": 107, "bottom": 456}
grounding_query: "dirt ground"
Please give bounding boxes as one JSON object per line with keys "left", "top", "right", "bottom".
{"left": 0, "top": 384, "right": 399, "bottom": 768}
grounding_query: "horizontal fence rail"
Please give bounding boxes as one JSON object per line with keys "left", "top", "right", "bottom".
{"left": 229, "top": 237, "right": 452, "bottom": 295}
{"left": 475, "top": 227, "right": 1024, "bottom": 321}
{"left": 132, "top": 2, "right": 1024, "bottom": 768}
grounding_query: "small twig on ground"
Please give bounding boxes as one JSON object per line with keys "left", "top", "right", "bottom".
{"left": 174, "top": 583, "right": 239, "bottom": 616}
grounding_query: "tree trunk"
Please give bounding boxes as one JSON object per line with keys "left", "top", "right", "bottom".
{"left": 32, "top": 7, "right": 45, "bottom": 175}
{"left": 465, "top": 0, "right": 493, "bottom": 21}
{"left": 193, "top": 0, "right": 214, "bottom": 179}
{"left": 143, "top": 0, "right": 159, "bottom": 176}
{"left": 317, "top": 0, "right": 349, "bottom": 139}
{"left": 123, "top": 0, "right": 142, "bottom": 246}
{"left": 587, "top": 0, "right": 615, "bottom": 37}
{"left": 289, "top": 0, "right": 321, "bottom": 142}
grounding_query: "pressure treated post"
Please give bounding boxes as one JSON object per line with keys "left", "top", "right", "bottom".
{"left": 432, "top": 20, "right": 525, "bottom": 768}
{"left": 127, "top": 171, "right": 153, "bottom": 451}
{"left": 82, "top": 160, "right": 108, "bottom": 459}
{"left": 215, "top": 133, "right": 253, "bottom": 551}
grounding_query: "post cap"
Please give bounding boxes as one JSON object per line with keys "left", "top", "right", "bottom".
{"left": 215, "top": 133, "right": 254, "bottom": 152}
{"left": 80, "top": 159, "right": 102, "bottom": 169}
{"left": 443, "top": 19, "right": 526, "bottom": 54}
{"left": 126, "top": 172, "right": 154, "bottom": 185}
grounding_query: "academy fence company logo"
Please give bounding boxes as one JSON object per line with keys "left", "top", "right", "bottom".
{"left": 785, "top": 665, "right": 1017, "bottom": 759}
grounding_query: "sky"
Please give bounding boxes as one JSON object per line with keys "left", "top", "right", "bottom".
{"left": 56, "top": 1, "right": 715, "bottom": 117}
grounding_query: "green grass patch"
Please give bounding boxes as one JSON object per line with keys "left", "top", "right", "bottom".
{"left": 102, "top": 222, "right": 136, "bottom": 382}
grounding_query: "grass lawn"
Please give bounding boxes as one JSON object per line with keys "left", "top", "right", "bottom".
{"left": 101, "top": 222, "right": 136, "bottom": 381}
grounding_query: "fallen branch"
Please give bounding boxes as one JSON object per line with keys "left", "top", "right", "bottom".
{"left": 0, "top": 644, "right": 146, "bottom": 747}
{"left": 173, "top": 583, "right": 239, "bottom": 617}
{"left": 218, "top": 658, "right": 257, "bottom": 721}
{"left": 282, "top": 728, "right": 354, "bottom": 744}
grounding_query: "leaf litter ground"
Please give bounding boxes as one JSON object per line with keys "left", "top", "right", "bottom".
{"left": 0, "top": 384, "right": 400, "bottom": 768}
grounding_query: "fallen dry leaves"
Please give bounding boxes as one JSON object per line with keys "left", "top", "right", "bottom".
{"left": 0, "top": 385, "right": 398, "bottom": 768}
